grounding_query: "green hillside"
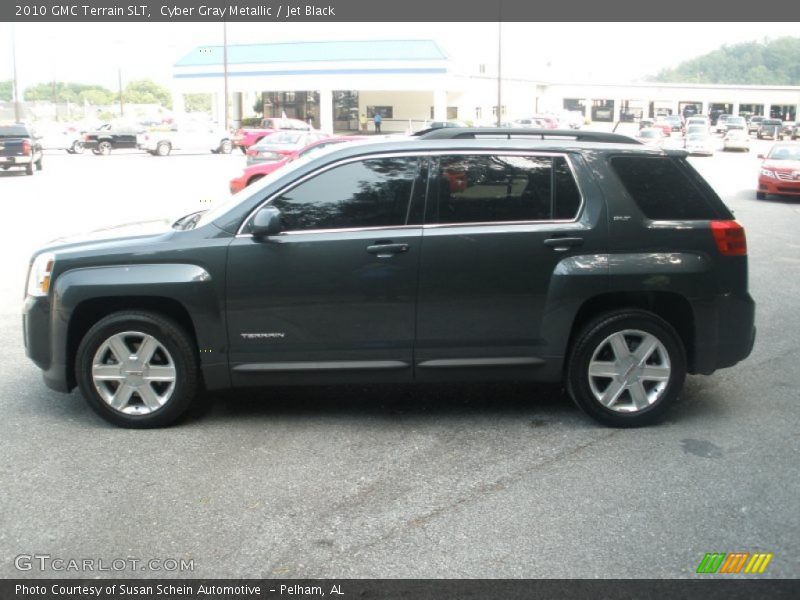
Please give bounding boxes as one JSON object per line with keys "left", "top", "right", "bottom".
{"left": 651, "top": 37, "right": 800, "bottom": 85}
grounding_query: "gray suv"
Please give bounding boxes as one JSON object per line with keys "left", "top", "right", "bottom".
{"left": 23, "top": 129, "right": 755, "bottom": 428}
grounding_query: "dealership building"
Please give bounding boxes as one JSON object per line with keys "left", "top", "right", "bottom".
{"left": 172, "top": 39, "right": 800, "bottom": 131}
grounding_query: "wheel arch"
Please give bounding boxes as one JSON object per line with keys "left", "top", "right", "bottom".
{"left": 564, "top": 291, "right": 695, "bottom": 376}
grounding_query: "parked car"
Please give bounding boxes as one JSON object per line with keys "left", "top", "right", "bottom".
{"left": 662, "top": 114, "right": 683, "bottom": 132}
{"left": 23, "top": 128, "right": 755, "bottom": 428}
{"left": 83, "top": 122, "right": 143, "bottom": 155}
{"left": 245, "top": 130, "right": 329, "bottom": 166}
{"left": 715, "top": 114, "right": 731, "bottom": 133}
{"left": 684, "top": 133, "right": 715, "bottom": 156}
{"left": 781, "top": 121, "right": 795, "bottom": 138}
{"left": 724, "top": 116, "right": 747, "bottom": 133}
{"left": 756, "top": 143, "right": 800, "bottom": 199}
{"left": 512, "top": 118, "right": 546, "bottom": 129}
{"left": 651, "top": 119, "right": 672, "bottom": 136}
{"left": 747, "top": 116, "right": 765, "bottom": 134}
{"left": 757, "top": 119, "right": 784, "bottom": 140}
{"left": 38, "top": 123, "right": 86, "bottom": 154}
{"left": 635, "top": 127, "right": 665, "bottom": 147}
{"left": 232, "top": 117, "right": 311, "bottom": 153}
{"left": 683, "top": 116, "right": 709, "bottom": 134}
{"left": 684, "top": 125, "right": 709, "bottom": 138}
{"left": 230, "top": 135, "right": 367, "bottom": 194}
{"left": 0, "top": 123, "right": 43, "bottom": 175}
{"left": 137, "top": 122, "right": 233, "bottom": 156}
{"left": 427, "top": 120, "right": 470, "bottom": 129}
{"left": 723, "top": 129, "right": 750, "bottom": 152}
{"left": 791, "top": 122, "right": 800, "bottom": 140}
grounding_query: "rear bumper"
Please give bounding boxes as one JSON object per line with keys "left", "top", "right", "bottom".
{"left": 0, "top": 155, "right": 33, "bottom": 165}
{"left": 692, "top": 292, "right": 756, "bottom": 375}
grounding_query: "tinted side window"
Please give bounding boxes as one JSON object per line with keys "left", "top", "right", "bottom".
{"left": 432, "top": 155, "right": 581, "bottom": 224}
{"left": 611, "top": 156, "right": 720, "bottom": 220}
{"left": 271, "top": 157, "right": 421, "bottom": 231}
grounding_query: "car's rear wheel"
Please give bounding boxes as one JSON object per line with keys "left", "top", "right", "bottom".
{"left": 75, "top": 311, "right": 199, "bottom": 428}
{"left": 35, "top": 157, "right": 43, "bottom": 170}
{"left": 756, "top": 192, "right": 767, "bottom": 200}
{"left": 70, "top": 140, "right": 84, "bottom": 154}
{"left": 156, "top": 142, "right": 171, "bottom": 156}
{"left": 566, "top": 310, "right": 686, "bottom": 427}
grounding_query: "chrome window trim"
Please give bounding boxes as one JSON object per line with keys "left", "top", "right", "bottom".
{"left": 236, "top": 149, "right": 585, "bottom": 236}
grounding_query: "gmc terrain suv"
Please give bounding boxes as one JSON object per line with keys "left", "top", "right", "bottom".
{"left": 23, "top": 129, "right": 756, "bottom": 428}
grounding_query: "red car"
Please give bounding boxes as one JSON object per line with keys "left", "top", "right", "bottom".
{"left": 229, "top": 135, "right": 367, "bottom": 194}
{"left": 232, "top": 117, "right": 311, "bottom": 153}
{"left": 757, "top": 143, "right": 800, "bottom": 200}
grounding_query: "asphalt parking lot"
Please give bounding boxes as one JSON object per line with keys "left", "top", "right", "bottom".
{"left": 0, "top": 138, "right": 798, "bottom": 579}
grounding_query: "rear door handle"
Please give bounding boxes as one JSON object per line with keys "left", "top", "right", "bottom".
{"left": 366, "top": 242, "right": 409, "bottom": 257}
{"left": 543, "top": 237, "right": 584, "bottom": 251}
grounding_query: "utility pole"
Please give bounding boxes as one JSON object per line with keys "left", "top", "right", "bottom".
{"left": 11, "top": 23, "right": 22, "bottom": 123}
{"left": 496, "top": 20, "right": 502, "bottom": 126}
{"left": 223, "top": 20, "right": 230, "bottom": 130}
{"left": 117, "top": 66, "right": 124, "bottom": 117}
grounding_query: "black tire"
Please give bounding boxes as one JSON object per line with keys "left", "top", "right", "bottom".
{"left": 35, "top": 157, "right": 43, "bottom": 171}
{"left": 756, "top": 192, "right": 766, "bottom": 200}
{"left": 25, "top": 162, "right": 34, "bottom": 175}
{"left": 75, "top": 311, "right": 199, "bottom": 428}
{"left": 156, "top": 142, "right": 171, "bottom": 156}
{"left": 97, "top": 141, "right": 112, "bottom": 155}
{"left": 566, "top": 310, "right": 686, "bottom": 428}
{"left": 70, "top": 140, "right": 84, "bottom": 154}
{"left": 218, "top": 139, "right": 233, "bottom": 154}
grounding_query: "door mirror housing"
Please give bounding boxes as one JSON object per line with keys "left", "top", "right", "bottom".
{"left": 251, "top": 206, "right": 282, "bottom": 238}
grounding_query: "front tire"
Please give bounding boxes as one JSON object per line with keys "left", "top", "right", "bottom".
{"left": 156, "top": 142, "right": 171, "bottom": 156}
{"left": 97, "top": 141, "right": 112, "bottom": 155}
{"left": 75, "top": 311, "right": 199, "bottom": 428}
{"left": 756, "top": 192, "right": 766, "bottom": 200}
{"left": 566, "top": 310, "right": 686, "bottom": 427}
{"left": 218, "top": 139, "right": 233, "bottom": 154}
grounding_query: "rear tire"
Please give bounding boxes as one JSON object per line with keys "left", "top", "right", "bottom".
{"left": 25, "top": 162, "right": 34, "bottom": 175}
{"left": 97, "top": 141, "right": 112, "bottom": 155}
{"left": 156, "top": 142, "right": 171, "bottom": 156}
{"left": 35, "top": 157, "right": 43, "bottom": 170}
{"left": 756, "top": 192, "right": 766, "bottom": 200}
{"left": 566, "top": 310, "right": 686, "bottom": 427}
{"left": 75, "top": 311, "right": 199, "bottom": 428}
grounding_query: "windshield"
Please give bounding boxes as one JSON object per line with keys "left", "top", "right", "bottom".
{"left": 767, "top": 145, "right": 800, "bottom": 160}
{"left": 0, "top": 125, "right": 30, "bottom": 137}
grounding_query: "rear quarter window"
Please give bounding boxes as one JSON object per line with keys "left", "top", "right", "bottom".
{"left": 610, "top": 155, "right": 727, "bottom": 220}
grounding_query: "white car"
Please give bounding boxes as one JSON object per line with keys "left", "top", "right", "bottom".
{"left": 723, "top": 129, "right": 750, "bottom": 152}
{"left": 684, "top": 134, "right": 715, "bottom": 156}
{"left": 37, "top": 123, "right": 86, "bottom": 154}
{"left": 137, "top": 123, "right": 233, "bottom": 156}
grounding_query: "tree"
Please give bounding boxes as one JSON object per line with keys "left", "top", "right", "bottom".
{"left": 123, "top": 79, "right": 171, "bottom": 108}
{"left": 23, "top": 81, "right": 115, "bottom": 104}
{"left": 0, "top": 80, "right": 12, "bottom": 102}
{"left": 184, "top": 93, "right": 211, "bottom": 113}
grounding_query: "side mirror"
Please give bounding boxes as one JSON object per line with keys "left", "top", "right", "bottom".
{"left": 251, "top": 206, "right": 282, "bottom": 238}
{"left": 757, "top": 154, "right": 765, "bottom": 159}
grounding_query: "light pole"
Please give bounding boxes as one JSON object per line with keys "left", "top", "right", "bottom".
{"left": 11, "top": 23, "right": 22, "bottom": 123}
{"left": 223, "top": 20, "right": 230, "bottom": 130}
{"left": 496, "top": 19, "right": 502, "bottom": 126}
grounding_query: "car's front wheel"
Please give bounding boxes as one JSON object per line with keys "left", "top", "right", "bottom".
{"left": 97, "top": 141, "right": 112, "bottom": 155}
{"left": 566, "top": 310, "right": 686, "bottom": 427}
{"left": 155, "top": 142, "right": 171, "bottom": 156}
{"left": 75, "top": 311, "right": 199, "bottom": 428}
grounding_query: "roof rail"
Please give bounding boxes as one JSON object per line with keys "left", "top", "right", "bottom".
{"left": 413, "top": 127, "right": 641, "bottom": 144}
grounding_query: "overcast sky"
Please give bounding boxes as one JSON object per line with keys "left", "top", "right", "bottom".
{"left": 2, "top": 22, "right": 799, "bottom": 91}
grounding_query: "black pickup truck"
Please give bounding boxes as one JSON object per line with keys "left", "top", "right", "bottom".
{"left": 0, "top": 124, "right": 43, "bottom": 175}
{"left": 83, "top": 123, "right": 143, "bottom": 155}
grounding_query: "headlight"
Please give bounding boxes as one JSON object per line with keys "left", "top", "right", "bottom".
{"left": 26, "top": 252, "right": 55, "bottom": 297}
{"left": 760, "top": 169, "right": 776, "bottom": 178}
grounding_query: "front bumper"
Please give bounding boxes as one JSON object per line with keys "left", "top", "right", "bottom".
{"left": 23, "top": 295, "right": 71, "bottom": 393}
{"left": 758, "top": 177, "right": 800, "bottom": 196}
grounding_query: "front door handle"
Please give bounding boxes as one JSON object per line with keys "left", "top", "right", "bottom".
{"left": 366, "top": 242, "right": 409, "bottom": 258}
{"left": 543, "top": 237, "right": 584, "bottom": 251}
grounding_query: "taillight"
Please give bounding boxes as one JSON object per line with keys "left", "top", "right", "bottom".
{"left": 711, "top": 220, "right": 747, "bottom": 256}
{"left": 84, "top": 134, "right": 91, "bottom": 142}
{"left": 21, "top": 140, "right": 31, "bottom": 155}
